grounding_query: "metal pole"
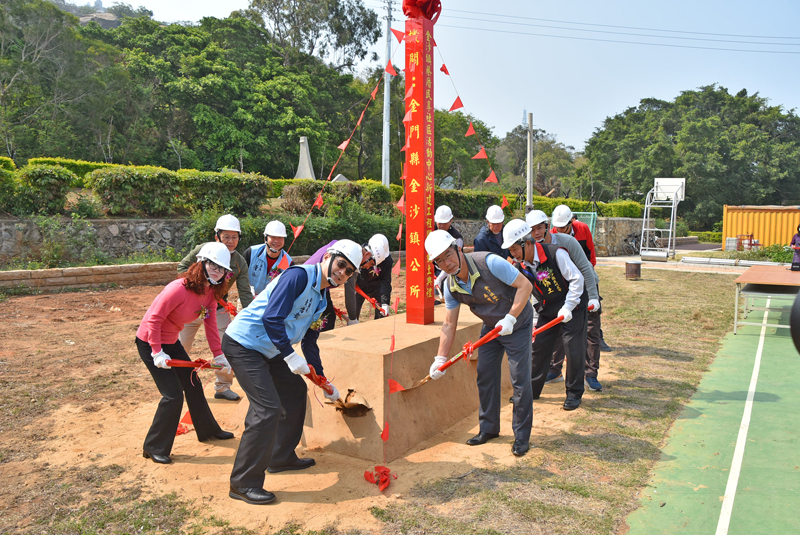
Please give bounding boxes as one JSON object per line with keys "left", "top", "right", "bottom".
{"left": 526, "top": 112, "right": 533, "bottom": 209}
{"left": 381, "top": 0, "right": 393, "bottom": 188}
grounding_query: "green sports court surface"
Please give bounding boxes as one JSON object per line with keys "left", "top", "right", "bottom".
{"left": 626, "top": 299, "right": 800, "bottom": 534}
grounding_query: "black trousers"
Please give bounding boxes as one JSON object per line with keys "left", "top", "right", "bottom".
{"left": 319, "top": 291, "right": 336, "bottom": 332}
{"left": 549, "top": 290, "right": 601, "bottom": 379}
{"left": 136, "top": 337, "right": 223, "bottom": 455}
{"left": 224, "top": 334, "right": 307, "bottom": 489}
{"left": 531, "top": 300, "right": 588, "bottom": 400}
{"left": 353, "top": 291, "right": 385, "bottom": 320}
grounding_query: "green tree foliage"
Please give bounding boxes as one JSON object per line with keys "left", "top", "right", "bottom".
{"left": 434, "top": 111, "right": 497, "bottom": 189}
{"left": 582, "top": 85, "right": 800, "bottom": 228}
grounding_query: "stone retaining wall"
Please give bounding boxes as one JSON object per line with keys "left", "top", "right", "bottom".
{"left": 0, "top": 262, "right": 178, "bottom": 293}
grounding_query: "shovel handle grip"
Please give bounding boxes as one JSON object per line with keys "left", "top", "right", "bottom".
{"left": 165, "top": 359, "right": 223, "bottom": 369}
{"left": 437, "top": 325, "right": 503, "bottom": 372}
{"left": 530, "top": 305, "right": 595, "bottom": 341}
{"left": 305, "top": 365, "right": 334, "bottom": 396}
{"left": 355, "top": 285, "right": 387, "bottom": 316}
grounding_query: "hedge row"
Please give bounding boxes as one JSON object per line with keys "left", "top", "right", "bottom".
{"left": 282, "top": 179, "right": 393, "bottom": 217}
{"left": 1, "top": 165, "right": 77, "bottom": 215}
{"left": 688, "top": 231, "right": 723, "bottom": 243}
{"left": 0, "top": 156, "right": 16, "bottom": 172}
{"left": 28, "top": 157, "right": 118, "bottom": 186}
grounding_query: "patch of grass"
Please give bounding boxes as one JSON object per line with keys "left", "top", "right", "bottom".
{"left": 369, "top": 267, "right": 736, "bottom": 534}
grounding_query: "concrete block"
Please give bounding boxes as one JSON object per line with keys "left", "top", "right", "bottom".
{"left": 0, "top": 270, "right": 30, "bottom": 282}
{"left": 120, "top": 263, "right": 146, "bottom": 273}
{"left": 61, "top": 267, "right": 95, "bottom": 277}
{"left": 224, "top": 307, "right": 511, "bottom": 463}
{"left": 104, "top": 273, "right": 132, "bottom": 283}
{"left": 0, "top": 279, "right": 32, "bottom": 289}
{"left": 30, "top": 268, "right": 62, "bottom": 279}
{"left": 91, "top": 265, "right": 123, "bottom": 275}
{"left": 45, "top": 276, "right": 78, "bottom": 285}
{"left": 145, "top": 262, "right": 179, "bottom": 272}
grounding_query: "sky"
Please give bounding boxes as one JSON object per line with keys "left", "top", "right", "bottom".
{"left": 81, "top": 0, "right": 800, "bottom": 151}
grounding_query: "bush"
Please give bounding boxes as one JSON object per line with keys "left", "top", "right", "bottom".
{"left": 0, "top": 156, "right": 16, "bottom": 172}
{"left": 0, "top": 169, "right": 18, "bottom": 214}
{"left": 736, "top": 243, "right": 793, "bottom": 263}
{"left": 602, "top": 200, "right": 642, "bottom": 218}
{"left": 434, "top": 189, "right": 517, "bottom": 219}
{"left": 28, "top": 157, "right": 118, "bottom": 187}
{"left": 655, "top": 218, "right": 689, "bottom": 237}
{"left": 68, "top": 191, "right": 104, "bottom": 219}
{"left": 389, "top": 183, "right": 403, "bottom": 202}
{"left": 269, "top": 178, "right": 300, "bottom": 198}
{"left": 88, "top": 166, "right": 180, "bottom": 216}
{"left": 185, "top": 202, "right": 402, "bottom": 257}
{"left": 356, "top": 179, "right": 392, "bottom": 214}
{"left": 689, "top": 231, "right": 722, "bottom": 243}
{"left": 180, "top": 171, "right": 272, "bottom": 216}
{"left": 16, "top": 164, "right": 76, "bottom": 214}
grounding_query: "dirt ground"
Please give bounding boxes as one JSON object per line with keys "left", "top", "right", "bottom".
{"left": 0, "top": 279, "right": 611, "bottom": 533}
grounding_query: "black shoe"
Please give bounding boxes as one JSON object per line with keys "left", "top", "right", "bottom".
{"left": 143, "top": 450, "right": 171, "bottom": 464}
{"left": 214, "top": 430, "right": 234, "bottom": 440}
{"left": 229, "top": 485, "right": 276, "bottom": 505}
{"left": 599, "top": 339, "right": 612, "bottom": 352}
{"left": 509, "top": 395, "right": 514, "bottom": 404}
{"left": 512, "top": 439, "right": 530, "bottom": 457}
{"left": 563, "top": 397, "right": 581, "bottom": 411}
{"left": 267, "top": 458, "right": 316, "bottom": 473}
{"left": 466, "top": 432, "right": 499, "bottom": 446}
{"left": 215, "top": 390, "right": 241, "bottom": 401}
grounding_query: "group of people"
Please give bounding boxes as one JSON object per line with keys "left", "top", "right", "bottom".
{"left": 134, "top": 204, "right": 608, "bottom": 505}
{"left": 425, "top": 203, "right": 607, "bottom": 458}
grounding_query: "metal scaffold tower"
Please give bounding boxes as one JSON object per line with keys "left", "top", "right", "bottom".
{"left": 640, "top": 178, "right": 686, "bottom": 261}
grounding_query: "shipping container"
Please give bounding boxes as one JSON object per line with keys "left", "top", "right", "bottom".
{"left": 722, "top": 205, "right": 800, "bottom": 248}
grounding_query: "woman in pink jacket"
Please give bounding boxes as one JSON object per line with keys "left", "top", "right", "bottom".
{"left": 135, "top": 242, "right": 235, "bottom": 464}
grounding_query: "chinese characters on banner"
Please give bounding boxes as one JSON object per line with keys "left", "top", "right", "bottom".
{"left": 404, "top": 17, "right": 435, "bottom": 325}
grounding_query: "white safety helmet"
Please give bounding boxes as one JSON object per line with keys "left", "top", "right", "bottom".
{"left": 327, "top": 239, "right": 362, "bottom": 274}
{"left": 525, "top": 210, "right": 549, "bottom": 228}
{"left": 214, "top": 214, "right": 241, "bottom": 234}
{"left": 264, "top": 220, "right": 287, "bottom": 237}
{"left": 425, "top": 229, "right": 457, "bottom": 261}
{"left": 486, "top": 205, "right": 505, "bottom": 224}
{"left": 434, "top": 205, "right": 454, "bottom": 224}
{"left": 551, "top": 205, "right": 574, "bottom": 228}
{"left": 366, "top": 234, "right": 390, "bottom": 265}
{"left": 196, "top": 242, "right": 232, "bottom": 271}
{"left": 502, "top": 219, "right": 533, "bottom": 249}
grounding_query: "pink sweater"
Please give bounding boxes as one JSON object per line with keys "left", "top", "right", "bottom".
{"left": 136, "top": 278, "right": 221, "bottom": 356}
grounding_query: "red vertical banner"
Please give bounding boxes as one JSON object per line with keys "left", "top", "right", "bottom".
{"left": 404, "top": 17, "right": 435, "bottom": 325}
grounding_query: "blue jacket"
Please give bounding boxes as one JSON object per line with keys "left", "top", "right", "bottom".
{"left": 225, "top": 264, "right": 327, "bottom": 374}
{"left": 246, "top": 244, "right": 292, "bottom": 296}
{"left": 473, "top": 224, "right": 508, "bottom": 259}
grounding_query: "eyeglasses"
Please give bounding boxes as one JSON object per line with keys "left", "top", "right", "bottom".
{"left": 218, "top": 234, "right": 239, "bottom": 243}
{"left": 432, "top": 247, "right": 457, "bottom": 269}
{"left": 335, "top": 257, "right": 355, "bottom": 277}
{"left": 205, "top": 261, "right": 229, "bottom": 275}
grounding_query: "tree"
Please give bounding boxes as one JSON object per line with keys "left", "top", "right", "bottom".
{"left": 106, "top": 3, "right": 153, "bottom": 19}
{"left": 582, "top": 85, "right": 800, "bottom": 228}
{"left": 434, "top": 111, "right": 496, "bottom": 188}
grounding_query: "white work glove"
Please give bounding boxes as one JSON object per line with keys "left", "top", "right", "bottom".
{"left": 557, "top": 306, "right": 573, "bottom": 323}
{"left": 429, "top": 356, "right": 448, "bottom": 380}
{"left": 213, "top": 354, "right": 232, "bottom": 375}
{"left": 587, "top": 299, "right": 601, "bottom": 313}
{"left": 495, "top": 313, "right": 517, "bottom": 336}
{"left": 347, "top": 318, "right": 359, "bottom": 326}
{"left": 323, "top": 383, "right": 340, "bottom": 401}
{"left": 152, "top": 350, "right": 171, "bottom": 369}
{"left": 284, "top": 351, "right": 310, "bottom": 375}
{"left": 381, "top": 304, "right": 390, "bottom": 316}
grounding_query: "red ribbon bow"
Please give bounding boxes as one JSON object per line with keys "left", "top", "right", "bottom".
{"left": 364, "top": 465, "right": 397, "bottom": 491}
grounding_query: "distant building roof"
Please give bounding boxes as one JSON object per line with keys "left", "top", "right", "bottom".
{"left": 79, "top": 13, "right": 120, "bottom": 30}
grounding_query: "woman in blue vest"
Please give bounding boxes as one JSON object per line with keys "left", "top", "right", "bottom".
{"left": 245, "top": 220, "right": 292, "bottom": 297}
{"left": 222, "top": 239, "right": 363, "bottom": 505}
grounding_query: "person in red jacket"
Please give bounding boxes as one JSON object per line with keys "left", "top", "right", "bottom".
{"left": 551, "top": 205, "right": 608, "bottom": 392}
{"left": 135, "top": 242, "right": 236, "bottom": 464}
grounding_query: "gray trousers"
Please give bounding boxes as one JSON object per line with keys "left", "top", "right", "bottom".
{"left": 179, "top": 308, "right": 234, "bottom": 393}
{"left": 549, "top": 294, "right": 601, "bottom": 379}
{"left": 545, "top": 297, "right": 588, "bottom": 399}
{"left": 476, "top": 318, "right": 533, "bottom": 443}
{"left": 224, "top": 335, "right": 307, "bottom": 489}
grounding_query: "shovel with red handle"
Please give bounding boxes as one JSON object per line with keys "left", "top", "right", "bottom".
{"left": 531, "top": 304, "right": 595, "bottom": 342}
{"left": 355, "top": 284, "right": 388, "bottom": 316}
{"left": 165, "top": 358, "right": 223, "bottom": 370}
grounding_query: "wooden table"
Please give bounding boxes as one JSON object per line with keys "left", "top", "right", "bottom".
{"left": 734, "top": 265, "right": 800, "bottom": 333}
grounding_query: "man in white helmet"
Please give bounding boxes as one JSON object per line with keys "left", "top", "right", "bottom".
{"left": 425, "top": 229, "right": 534, "bottom": 457}
{"left": 473, "top": 204, "right": 509, "bottom": 259}
{"left": 433, "top": 205, "right": 463, "bottom": 301}
{"left": 177, "top": 214, "right": 252, "bottom": 401}
{"left": 223, "top": 239, "right": 362, "bottom": 505}
{"left": 550, "top": 205, "right": 606, "bottom": 392}
{"left": 344, "top": 234, "right": 394, "bottom": 322}
{"left": 503, "top": 218, "right": 587, "bottom": 410}
{"left": 526, "top": 210, "right": 600, "bottom": 390}
{"left": 245, "top": 220, "right": 292, "bottom": 297}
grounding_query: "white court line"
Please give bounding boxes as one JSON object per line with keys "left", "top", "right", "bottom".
{"left": 715, "top": 299, "right": 770, "bottom": 535}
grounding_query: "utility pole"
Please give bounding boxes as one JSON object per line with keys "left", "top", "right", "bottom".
{"left": 526, "top": 112, "right": 534, "bottom": 212}
{"left": 381, "top": 0, "right": 393, "bottom": 188}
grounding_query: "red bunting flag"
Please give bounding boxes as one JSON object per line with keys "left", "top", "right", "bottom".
{"left": 380, "top": 422, "right": 390, "bottom": 442}
{"left": 472, "top": 147, "right": 488, "bottom": 160}
{"left": 392, "top": 258, "right": 401, "bottom": 275}
{"left": 389, "top": 335, "right": 395, "bottom": 352}
{"left": 405, "top": 86, "right": 413, "bottom": 100}
{"left": 396, "top": 195, "right": 405, "bottom": 215}
{"left": 385, "top": 61, "right": 397, "bottom": 76}
{"left": 396, "top": 222, "right": 403, "bottom": 241}
{"left": 402, "top": 110, "right": 413, "bottom": 123}
{"left": 484, "top": 170, "right": 498, "bottom": 183}
{"left": 313, "top": 194, "right": 324, "bottom": 209}
{"left": 433, "top": 38, "right": 437, "bottom": 47}
{"left": 370, "top": 83, "right": 379, "bottom": 99}
{"left": 390, "top": 28, "right": 405, "bottom": 43}
{"left": 277, "top": 254, "right": 290, "bottom": 271}
{"left": 337, "top": 139, "right": 350, "bottom": 151}
{"left": 392, "top": 296, "right": 400, "bottom": 312}
{"left": 400, "top": 136, "right": 410, "bottom": 152}
{"left": 449, "top": 96, "right": 463, "bottom": 111}
{"left": 501, "top": 194, "right": 509, "bottom": 208}
{"left": 406, "top": 61, "right": 415, "bottom": 73}
{"left": 290, "top": 223, "right": 304, "bottom": 239}
{"left": 388, "top": 378, "right": 405, "bottom": 393}
{"left": 356, "top": 108, "right": 366, "bottom": 126}
{"left": 440, "top": 64, "right": 449, "bottom": 75}
{"left": 465, "top": 122, "right": 476, "bottom": 137}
